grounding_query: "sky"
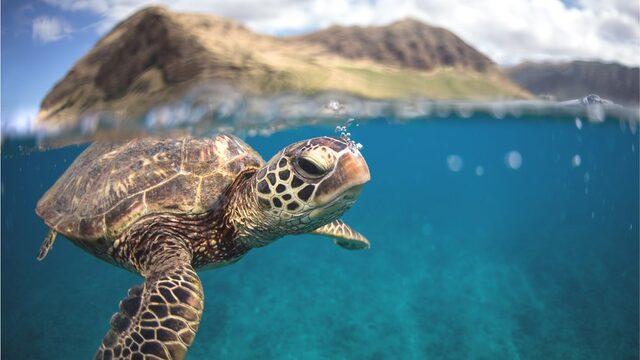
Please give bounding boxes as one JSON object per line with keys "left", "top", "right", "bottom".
{"left": 2, "top": 0, "right": 639, "bottom": 134}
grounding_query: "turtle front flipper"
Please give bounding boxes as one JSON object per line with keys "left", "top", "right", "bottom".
{"left": 310, "top": 219, "right": 370, "bottom": 250}
{"left": 95, "top": 238, "right": 203, "bottom": 360}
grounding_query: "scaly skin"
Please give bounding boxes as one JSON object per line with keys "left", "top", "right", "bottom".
{"left": 95, "top": 235, "right": 203, "bottom": 360}
{"left": 90, "top": 137, "right": 370, "bottom": 360}
{"left": 111, "top": 170, "right": 257, "bottom": 272}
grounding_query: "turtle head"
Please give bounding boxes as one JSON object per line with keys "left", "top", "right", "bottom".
{"left": 251, "top": 136, "right": 370, "bottom": 238}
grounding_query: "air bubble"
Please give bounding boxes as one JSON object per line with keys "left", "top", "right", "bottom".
{"left": 575, "top": 117, "right": 583, "bottom": 130}
{"left": 447, "top": 155, "right": 464, "bottom": 172}
{"left": 335, "top": 117, "right": 362, "bottom": 151}
{"left": 475, "top": 166, "right": 484, "bottom": 176}
{"left": 572, "top": 154, "right": 582, "bottom": 167}
{"left": 505, "top": 151, "right": 522, "bottom": 170}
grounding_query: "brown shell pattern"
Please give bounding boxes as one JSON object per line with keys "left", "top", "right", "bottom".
{"left": 36, "top": 135, "right": 264, "bottom": 242}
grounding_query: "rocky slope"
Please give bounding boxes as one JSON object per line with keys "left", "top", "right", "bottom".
{"left": 37, "top": 6, "right": 530, "bottom": 127}
{"left": 290, "top": 18, "right": 494, "bottom": 72}
{"left": 505, "top": 61, "right": 639, "bottom": 105}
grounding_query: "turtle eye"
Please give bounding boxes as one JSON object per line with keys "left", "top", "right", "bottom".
{"left": 296, "top": 157, "right": 327, "bottom": 178}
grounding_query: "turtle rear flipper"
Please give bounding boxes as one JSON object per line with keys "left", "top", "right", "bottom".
{"left": 95, "top": 237, "right": 203, "bottom": 360}
{"left": 310, "top": 219, "right": 370, "bottom": 250}
{"left": 37, "top": 229, "right": 57, "bottom": 261}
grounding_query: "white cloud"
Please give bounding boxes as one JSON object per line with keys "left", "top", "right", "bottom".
{"left": 42, "top": 0, "right": 640, "bottom": 66}
{"left": 32, "top": 16, "right": 73, "bottom": 42}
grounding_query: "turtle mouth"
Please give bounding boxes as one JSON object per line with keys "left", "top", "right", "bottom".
{"left": 309, "top": 193, "right": 355, "bottom": 219}
{"left": 329, "top": 185, "right": 362, "bottom": 205}
{"left": 312, "top": 150, "right": 370, "bottom": 206}
{"left": 337, "top": 183, "right": 364, "bottom": 202}
{"left": 309, "top": 182, "right": 365, "bottom": 220}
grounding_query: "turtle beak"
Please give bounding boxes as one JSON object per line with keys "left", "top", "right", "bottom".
{"left": 314, "top": 149, "right": 370, "bottom": 205}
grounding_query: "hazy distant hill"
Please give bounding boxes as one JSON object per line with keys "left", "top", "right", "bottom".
{"left": 37, "top": 6, "right": 530, "bottom": 127}
{"left": 505, "top": 61, "right": 639, "bottom": 105}
{"left": 290, "top": 18, "right": 494, "bottom": 72}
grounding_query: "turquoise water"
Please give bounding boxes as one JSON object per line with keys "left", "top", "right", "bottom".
{"left": 2, "top": 116, "right": 639, "bottom": 359}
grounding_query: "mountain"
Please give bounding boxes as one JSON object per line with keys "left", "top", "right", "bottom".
{"left": 504, "top": 61, "right": 639, "bottom": 105}
{"left": 289, "top": 18, "right": 494, "bottom": 72}
{"left": 37, "top": 6, "right": 530, "bottom": 127}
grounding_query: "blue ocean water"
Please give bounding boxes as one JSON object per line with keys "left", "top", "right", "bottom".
{"left": 2, "top": 116, "right": 638, "bottom": 359}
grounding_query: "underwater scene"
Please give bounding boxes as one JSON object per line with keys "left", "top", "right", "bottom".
{"left": 3, "top": 114, "right": 639, "bottom": 359}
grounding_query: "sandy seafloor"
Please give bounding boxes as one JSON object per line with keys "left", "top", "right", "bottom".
{"left": 2, "top": 116, "right": 638, "bottom": 359}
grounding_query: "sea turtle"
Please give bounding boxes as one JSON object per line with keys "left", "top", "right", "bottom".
{"left": 35, "top": 134, "right": 371, "bottom": 360}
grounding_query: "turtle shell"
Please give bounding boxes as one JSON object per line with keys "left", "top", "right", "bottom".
{"left": 36, "top": 134, "right": 264, "bottom": 242}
